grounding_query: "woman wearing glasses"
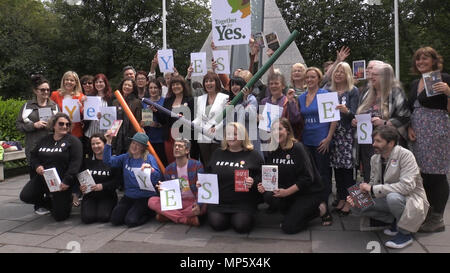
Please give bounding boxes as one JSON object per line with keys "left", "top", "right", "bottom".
{"left": 16, "top": 74, "right": 59, "bottom": 174}
{"left": 19, "top": 113, "right": 83, "bottom": 220}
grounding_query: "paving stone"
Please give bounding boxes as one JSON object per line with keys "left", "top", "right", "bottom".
{"left": 423, "top": 246, "right": 450, "bottom": 253}
{"left": 0, "top": 245, "right": 58, "bottom": 253}
{"left": 114, "top": 231, "right": 152, "bottom": 243}
{"left": 200, "top": 236, "right": 311, "bottom": 253}
{"left": 12, "top": 215, "right": 81, "bottom": 236}
{"left": 127, "top": 220, "right": 164, "bottom": 234}
{"left": 340, "top": 214, "right": 361, "bottom": 231}
{"left": 187, "top": 224, "right": 249, "bottom": 238}
{"left": 0, "top": 202, "right": 40, "bottom": 221}
{"left": 0, "top": 220, "right": 26, "bottom": 234}
{"left": 39, "top": 224, "right": 126, "bottom": 253}
{"left": 415, "top": 229, "right": 450, "bottom": 247}
{"left": 248, "top": 227, "right": 310, "bottom": 241}
{"left": 311, "top": 230, "right": 386, "bottom": 253}
{"left": 0, "top": 189, "right": 22, "bottom": 197}
{"left": 154, "top": 222, "right": 191, "bottom": 234}
{"left": 0, "top": 196, "right": 18, "bottom": 203}
{"left": 0, "top": 232, "right": 53, "bottom": 246}
{"left": 144, "top": 232, "right": 212, "bottom": 248}
{"left": 94, "top": 240, "right": 205, "bottom": 253}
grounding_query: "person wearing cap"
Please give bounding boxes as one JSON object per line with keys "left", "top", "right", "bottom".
{"left": 103, "top": 131, "right": 162, "bottom": 227}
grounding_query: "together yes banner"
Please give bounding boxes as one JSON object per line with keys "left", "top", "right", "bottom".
{"left": 211, "top": 0, "right": 251, "bottom": 46}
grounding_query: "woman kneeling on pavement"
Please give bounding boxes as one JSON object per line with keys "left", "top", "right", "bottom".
{"left": 79, "top": 133, "right": 120, "bottom": 224}
{"left": 20, "top": 113, "right": 83, "bottom": 221}
{"left": 206, "top": 122, "right": 264, "bottom": 234}
{"left": 103, "top": 131, "right": 161, "bottom": 227}
{"left": 258, "top": 118, "right": 325, "bottom": 234}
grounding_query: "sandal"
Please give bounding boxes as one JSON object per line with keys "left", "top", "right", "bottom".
{"left": 321, "top": 211, "right": 333, "bottom": 226}
{"left": 72, "top": 194, "right": 80, "bottom": 207}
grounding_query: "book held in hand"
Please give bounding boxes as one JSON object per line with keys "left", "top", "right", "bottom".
{"left": 142, "top": 108, "right": 154, "bottom": 127}
{"left": 347, "top": 183, "right": 375, "bottom": 209}
{"left": 262, "top": 165, "right": 278, "bottom": 192}
{"left": 265, "top": 32, "right": 280, "bottom": 51}
{"left": 253, "top": 32, "right": 265, "bottom": 48}
{"left": 77, "top": 170, "right": 96, "bottom": 194}
{"left": 110, "top": 120, "right": 123, "bottom": 137}
{"left": 423, "top": 70, "right": 443, "bottom": 97}
{"left": 43, "top": 167, "right": 61, "bottom": 192}
{"left": 38, "top": 107, "right": 53, "bottom": 122}
{"left": 234, "top": 169, "right": 249, "bottom": 192}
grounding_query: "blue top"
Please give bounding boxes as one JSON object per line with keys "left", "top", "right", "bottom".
{"left": 298, "top": 89, "right": 330, "bottom": 146}
{"left": 143, "top": 97, "right": 165, "bottom": 143}
{"left": 103, "top": 144, "right": 161, "bottom": 199}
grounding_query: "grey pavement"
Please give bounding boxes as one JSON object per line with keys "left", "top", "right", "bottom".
{"left": 1, "top": 174, "right": 449, "bottom": 253}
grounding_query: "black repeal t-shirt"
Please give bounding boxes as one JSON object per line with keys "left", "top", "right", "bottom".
{"left": 30, "top": 134, "right": 83, "bottom": 186}
{"left": 207, "top": 148, "right": 264, "bottom": 213}
{"left": 266, "top": 142, "right": 324, "bottom": 195}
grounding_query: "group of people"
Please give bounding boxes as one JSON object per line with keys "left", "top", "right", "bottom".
{"left": 15, "top": 43, "right": 449, "bottom": 249}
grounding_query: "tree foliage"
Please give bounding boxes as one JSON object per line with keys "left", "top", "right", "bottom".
{"left": 276, "top": 0, "right": 450, "bottom": 91}
{"left": 1, "top": 0, "right": 448, "bottom": 99}
{"left": 0, "top": 0, "right": 210, "bottom": 99}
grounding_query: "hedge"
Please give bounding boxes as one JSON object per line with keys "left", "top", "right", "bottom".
{"left": 0, "top": 96, "right": 26, "bottom": 144}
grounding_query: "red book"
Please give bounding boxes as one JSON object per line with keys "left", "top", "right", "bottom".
{"left": 234, "top": 169, "right": 249, "bottom": 192}
{"left": 347, "top": 183, "right": 375, "bottom": 209}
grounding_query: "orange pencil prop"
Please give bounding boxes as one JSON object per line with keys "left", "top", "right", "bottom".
{"left": 114, "top": 90, "right": 165, "bottom": 173}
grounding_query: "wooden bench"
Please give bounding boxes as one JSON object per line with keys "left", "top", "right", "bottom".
{"left": 0, "top": 149, "right": 26, "bottom": 181}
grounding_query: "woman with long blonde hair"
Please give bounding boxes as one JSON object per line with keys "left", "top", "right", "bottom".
{"left": 326, "top": 62, "right": 359, "bottom": 215}
{"left": 50, "top": 71, "right": 85, "bottom": 139}
{"left": 354, "top": 63, "right": 410, "bottom": 183}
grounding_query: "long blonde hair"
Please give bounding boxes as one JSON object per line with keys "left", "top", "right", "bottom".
{"left": 329, "top": 62, "right": 354, "bottom": 92}
{"left": 59, "top": 71, "right": 82, "bottom": 96}
{"left": 357, "top": 63, "right": 400, "bottom": 119}
{"left": 221, "top": 122, "right": 254, "bottom": 151}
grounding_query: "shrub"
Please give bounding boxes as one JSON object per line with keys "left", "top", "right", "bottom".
{"left": 0, "top": 96, "right": 27, "bottom": 144}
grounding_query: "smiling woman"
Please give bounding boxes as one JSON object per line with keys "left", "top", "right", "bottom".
{"left": 50, "top": 71, "right": 85, "bottom": 139}
{"left": 112, "top": 78, "right": 142, "bottom": 155}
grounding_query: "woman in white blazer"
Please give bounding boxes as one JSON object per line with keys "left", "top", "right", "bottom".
{"left": 192, "top": 71, "right": 229, "bottom": 166}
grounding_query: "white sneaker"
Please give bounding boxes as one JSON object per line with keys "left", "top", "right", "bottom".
{"left": 35, "top": 207, "right": 50, "bottom": 215}
{"left": 385, "top": 233, "right": 413, "bottom": 249}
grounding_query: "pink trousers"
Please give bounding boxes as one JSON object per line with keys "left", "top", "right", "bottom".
{"left": 148, "top": 196, "right": 198, "bottom": 224}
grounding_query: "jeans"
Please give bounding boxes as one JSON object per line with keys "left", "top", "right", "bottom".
{"left": 352, "top": 192, "right": 409, "bottom": 234}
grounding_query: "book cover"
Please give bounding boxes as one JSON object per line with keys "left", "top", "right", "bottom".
{"left": 142, "top": 108, "right": 154, "bottom": 127}
{"left": 423, "top": 70, "right": 442, "bottom": 97}
{"left": 43, "top": 167, "right": 61, "bottom": 192}
{"left": 38, "top": 107, "right": 53, "bottom": 122}
{"left": 110, "top": 120, "right": 123, "bottom": 137}
{"left": 262, "top": 165, "right": 278, "bottom": 192}
{"left": 77, "top": 170, "right": 96, "bottom": 194}
{"left": 254, "top": 32, "right": 265, "bottom": 48}
{"left": 352, "top": 60, "right": 366, "bottom": 80}
{"left": 234, "top": 169, "right": 249, "bottom": 192}
{"left": 347, "top": 183, "right": 375, "bottom": 209}
{"left": 265, "top": 32, "right": 280, "bottom": 51}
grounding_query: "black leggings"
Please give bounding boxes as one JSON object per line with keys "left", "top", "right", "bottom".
{"left": 20, "top": 175, "right": 72, "bottom": 221}
{"left": 421, "top": 173, "right": 449, "bottom": 214}
{"left": 207, "top": 210, "right": 254, "bottom": 234}
{"left": 334, "top": 168, "right": 355, "bottom": 201}
{"left": 264, "top": 191, "right": 321, "bottom": 234}
{"left": 81, "top": 191, "right": 118, "bottom": 224}
{"left": 110, "top": 195, "right": 155, "bottom": 227}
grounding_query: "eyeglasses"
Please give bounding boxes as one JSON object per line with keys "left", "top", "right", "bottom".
{"left": 58, "top": 122, "right": 71, "bottom": 127}
{"left": 37, "top": 88, "right": 50, "bottom": 93}
{"left": 82, "top": 82, "right": 93, "bottom": 85}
